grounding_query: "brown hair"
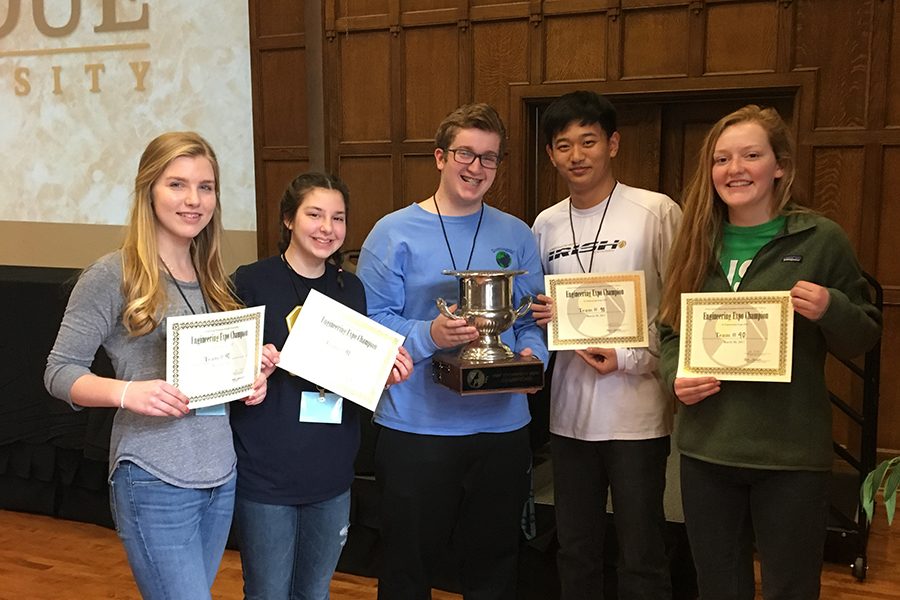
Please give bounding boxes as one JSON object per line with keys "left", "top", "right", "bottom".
{"left": 435, "top": 103, "right": 508, "bottom": 159}
{"left": 658, "top": 105, "right": 798, "bottom": 330}
{"left": 278, "top": 171, "right": 351, "bottom": 287}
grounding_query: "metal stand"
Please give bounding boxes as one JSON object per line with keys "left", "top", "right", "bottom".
{"left": 825, "top": 272, "right": 882, "bottom": 581}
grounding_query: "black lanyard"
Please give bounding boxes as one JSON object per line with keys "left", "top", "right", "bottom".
{"left": 568, "top": 181, "right": 617, "bottom": 274}
{"left": 433, "top": 195, "right": 484, "bottom": 271}
{"left": 160, "top": 260, "right": 208, "bottom": 314}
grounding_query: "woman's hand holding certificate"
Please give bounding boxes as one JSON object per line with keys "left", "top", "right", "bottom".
{"left": 278, "top": 289, "right": 406, "bottom": 411}
{"left": 165, "top": 306, "right": 266, "bottom": 409}
{"left": 677, "top": 290, "right": 794, "bottom": 382}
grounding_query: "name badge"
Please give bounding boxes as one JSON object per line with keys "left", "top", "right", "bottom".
{"left": 299, "top": 390, "right": 343, "bottom": 424}
{"left": 195, "top": 404, "right": 227, "bottom": 416}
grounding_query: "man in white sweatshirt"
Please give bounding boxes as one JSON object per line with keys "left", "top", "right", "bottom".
{"left": 531, "top": 91, "right": 682, "bottom": 600}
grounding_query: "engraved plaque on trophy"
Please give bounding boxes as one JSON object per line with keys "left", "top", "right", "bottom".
{"left": 432, "top": 270, "right": 544, "bottom": 395}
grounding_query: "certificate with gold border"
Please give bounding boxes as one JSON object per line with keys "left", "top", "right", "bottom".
{"left": 677, "top": 291, "right": 793, "bottom": 382}
{"left": 545, "top": 271, "right": 649, "bottom": 351}
{"left": 166, "top": 306, "right": 265, "bottom": 409}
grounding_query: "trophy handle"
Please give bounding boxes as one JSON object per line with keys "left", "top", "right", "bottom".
{"left": 436, "top": 297, "right": 464, "bottom": 320}
{"left": 515, "top": 295, "right": 533, "bottom": 318}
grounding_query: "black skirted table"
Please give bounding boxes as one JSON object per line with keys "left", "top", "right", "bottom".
{"left": 0, "top": 265, "right": 115, "bottom": 527}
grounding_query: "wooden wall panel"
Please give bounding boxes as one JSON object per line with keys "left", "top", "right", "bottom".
{"left": 402, "top": 155, "right": 441, "bottom": 206}
{"left": 534, "top": 150, "right": 567, "bottom": 216}
{"left": 613, "top": 104, "right": 662, "bottom": 192}
{"left": 250, "top": 0, "right": 310, "bottom": 259}
{"left": 544, "top": 14, "right": 607, "bottom": 82}
{"left": 657, "top": 110, "right": 714, "bottom": 206}
{"left": 887, "top": 4, "right": 900, "bottom": 127}
{"left": 261, "top": 160, "right": 310, "bottom": 255}
{"left": 878, "top": 144, "right": 900, "bottom": 431}
{"left": 705, "top": 1, "right": 777, "bottom": 74}
{"left": 878, "top": 310, "right": 900, "bottom": 452}
{"left": 472, "top": 0, "right": 525, "bottom": 6}
{"left": 489, "top": 156, "right": 514, "bottom": 215}
{"left": 878, "top": 147, "right": 900, "bottom": 288}
{"left": 810, "top": 147, "right": 865, "bottom": 251}
{"left": 338, "top": 0, "right": 390, "bottom": 19}
{"left": 339, "top": 156, "right": 394, "bottom": 250}
{"left": 472, "top": 20, "right": 530, "bottom": 217}
{"left": 621, "top": 8, "right": 689, "bottom": 78}
{"left": 677, "top": 123, "right": 709, "bottom": 200}
{"left": 259, "top": 50, "right": 309, "bottom": 147}
{"left": 621, "top": 0, "right": 686, "bottom": 6}
{"left": 404, "top": 0, "right": 456, "bottom": 12}
{"left": 255, "top": 1, "right": 305, "bottom": 36}
{"left": 795, "top": 0, "right": 871, "bottom": 129}
{"left": 404, "top": 26, "right": 460, "bottom": 141}
{"left": 340, "top": 33, "right": 392, "bottom": 141}
{"left": 472, "top": 21, "right": 530, "bottom": 106}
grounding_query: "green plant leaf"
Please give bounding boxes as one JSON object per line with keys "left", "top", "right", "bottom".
{"left": 861, "top": 460, "right": 892, "bottom": 523}
{"left": 882, "top": 459, "right": 900, "bottom": 526}
{"left": 861, "top": 470, "right": 877, "bottom": 523}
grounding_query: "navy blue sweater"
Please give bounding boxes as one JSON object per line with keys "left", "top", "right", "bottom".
{"left": 231, "top": 256, "right": 366, "bottom": 504}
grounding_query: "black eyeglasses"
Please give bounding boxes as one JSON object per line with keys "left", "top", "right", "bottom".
{"left": 445, "top": 148, "right": 501, "bottom": 170}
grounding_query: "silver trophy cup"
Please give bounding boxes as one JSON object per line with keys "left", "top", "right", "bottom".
{"left": 436, "top": 269, "right": 533, "bottom": 362}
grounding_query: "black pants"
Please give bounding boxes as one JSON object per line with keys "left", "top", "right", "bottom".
{"left": 680, "top": 455, "right": 829, "bottom": 600}
{"left": 375, "top": 426, "right": 531, "bottom": 600}
{"left": 551, "top": 434, "right": 672, "bottom": 600}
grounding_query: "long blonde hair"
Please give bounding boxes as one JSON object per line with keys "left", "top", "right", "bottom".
{"left": 121, "top": 131, "right": 240, "bottom": 336}
{"left": 658, "top": 105, "right": 798, "bottom": 330}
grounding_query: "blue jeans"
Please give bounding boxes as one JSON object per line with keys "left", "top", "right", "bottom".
{"left": 235, "top": 489, "right": 351, "bottom": 600}
{"left": 109, "top": 461, "right": 236, "bottom": 600}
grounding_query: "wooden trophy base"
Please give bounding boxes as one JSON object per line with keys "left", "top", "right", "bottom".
{"left": 431, "top": 352, "right": 544, "bottom": 395}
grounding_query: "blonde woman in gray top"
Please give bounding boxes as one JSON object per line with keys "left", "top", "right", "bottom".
{"left": 45, "top": 132, "right": 274, "bottom": 600}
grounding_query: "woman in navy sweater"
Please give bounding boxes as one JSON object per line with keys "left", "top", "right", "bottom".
{"left": 231, "top": 172, "right": 412, "bottom": 599}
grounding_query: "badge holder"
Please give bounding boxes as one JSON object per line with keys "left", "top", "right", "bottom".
{"left": 299, "top": 386, "right": 343, "bottom": 423}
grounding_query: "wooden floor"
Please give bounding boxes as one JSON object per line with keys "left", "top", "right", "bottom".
{"left": 0, "top": 508, "right": 897, "bottom": 599}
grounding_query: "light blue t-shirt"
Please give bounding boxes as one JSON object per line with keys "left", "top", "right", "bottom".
{"left": 356, "top": 203, "right": 549, "bottom": 436}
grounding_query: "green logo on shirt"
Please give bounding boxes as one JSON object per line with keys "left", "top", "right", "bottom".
{"left": 495, "top": 250, "right": 511, "bottom": 268}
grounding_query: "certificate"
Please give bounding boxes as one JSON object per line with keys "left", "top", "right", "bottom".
{"left": 677, "top": 291, "right": 793, "bottom": 382}
{"left": 545, "top": 271, "right": 649, "bottom": 351}
{"left": 278, "top": 289, "right": 405, "bottom": 412}
{"left": 166, "top": 306, "right": 265, "bottom": 409}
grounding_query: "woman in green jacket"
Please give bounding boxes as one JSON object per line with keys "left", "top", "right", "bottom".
{"left": 657, "top": 105, "right": 881, "bottom": 600}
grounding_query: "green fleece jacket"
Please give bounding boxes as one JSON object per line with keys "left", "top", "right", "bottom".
{"left": 659, "top": 212, "right": 881, "bottom": 471}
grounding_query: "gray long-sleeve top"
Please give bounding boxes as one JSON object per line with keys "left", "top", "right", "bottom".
{"left": 45, "top": 251, "right": 235, "bottom": 487}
